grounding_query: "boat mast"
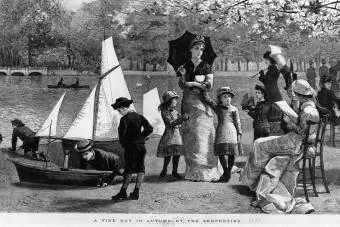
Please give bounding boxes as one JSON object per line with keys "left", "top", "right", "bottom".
{"left": 92, "top": 77, "right": 103, "bottom": 141}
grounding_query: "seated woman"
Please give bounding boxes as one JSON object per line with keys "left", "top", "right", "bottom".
{"left": 239, "top": 79, "right": 319, "bottom": 214}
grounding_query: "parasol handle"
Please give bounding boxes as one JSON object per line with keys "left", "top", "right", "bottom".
{"left": 250, "top": 67, "right": 268, "bottom": 78}
{"left": 175, "top": 63, "right": 187, "bottom": 74}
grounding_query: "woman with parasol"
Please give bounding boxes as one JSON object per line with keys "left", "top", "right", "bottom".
{"left": 258, "top": 51, "right": 286, "bottom": 135}
{"left": 168, "top": 32, "right": 221, "bottom": 181}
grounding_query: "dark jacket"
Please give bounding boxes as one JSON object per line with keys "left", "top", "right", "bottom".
{"left": 259, "top": 64, "right": 283, "bottom": 104}
{"left": 79, "top": 148, "right": 120, "bottom": 184}
{"left": 118, "top": 111, "right": 153, "bottom": 147}
{"left": 248, "top": 100, "right": 271, "bottom": 139}
{"left": 317, "top": 87, "right": 340, "bottom": 113}
{"left": 12, "top": 126, "right": 39, "bottom": 152}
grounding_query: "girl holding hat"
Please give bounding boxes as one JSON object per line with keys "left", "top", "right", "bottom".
{"left": 240, "top": 79, "right": 318, "bottom": 214}
{"left": 177, "top": 35, "right": 222, "bottom": 182}
{"left": 246, "top": 85, "right": 271, "bottom": 140}
{"left": 157, "top": 90, "right": 189, "bottom": 179}
{"left": 111, "top": 97, "right": 153, "bottom": 200}
{"left": 203, "top": 87, "right": 242, "bottom": 182}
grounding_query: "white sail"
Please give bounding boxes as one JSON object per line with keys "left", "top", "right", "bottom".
{"left": 36, "top": 92, "right": 66, "bottom": 138}
{"left": 63, "top": 85, "right": 97, "bottom": 140}
{"left": 63, "top": 37, "right": 134, "bottom": 141}
{"left": 143, "top": 88, "right": 165, "bottom": 136}
{"left": 93, "top": 37, "right": 135, "bottom": 140}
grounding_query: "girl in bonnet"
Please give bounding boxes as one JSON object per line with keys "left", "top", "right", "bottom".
{"left": 157, "top": 91, "right": 189, "bottom": 180}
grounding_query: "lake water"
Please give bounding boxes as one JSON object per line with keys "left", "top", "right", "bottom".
{"left": 0, "top": 72, "right": 304, "bottom": 147}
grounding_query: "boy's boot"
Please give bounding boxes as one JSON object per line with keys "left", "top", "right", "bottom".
{"left": 129, "top": 188, "right": 139, "bottom": 200}
{"left": 111, "top": 188, "right": 128, "bottom": 200}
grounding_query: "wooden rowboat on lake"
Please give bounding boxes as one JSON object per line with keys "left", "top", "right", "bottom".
{"left": 47, "top": 84, "right": 90, "bottom": 89}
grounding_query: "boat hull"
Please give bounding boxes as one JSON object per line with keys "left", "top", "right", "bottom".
{"left": 9, "top": 158, "right": 112, "bottom": 186}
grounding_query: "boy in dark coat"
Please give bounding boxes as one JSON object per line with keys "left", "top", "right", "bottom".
{"left": 317, "top": 75, "right": 340, "bottom": 125}
{"left": 11, "top": 119, "right": 47, "bottom": 161}
{"left": 111, "top": 97, "right": 153, "bottom": 200}
{"left": 75, "top": 140, "right": 121, "bottom": 187}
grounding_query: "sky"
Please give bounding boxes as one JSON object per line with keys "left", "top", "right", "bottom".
{"left": 62, "top": 0, "right": 95, "bottom": 11}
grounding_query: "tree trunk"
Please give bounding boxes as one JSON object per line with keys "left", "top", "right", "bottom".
{"left": 66, "top": 42, "right": 71, "bottom": 67}
{"left": 303, "top": 60, "right": 306, "bottom": 72}
{"left": 136, "top": 61, "right": 140, "bottom": 70}
{"left": 143, "top": 61, "right": 147, "bottom": 71}
{"left": 129, "top": 58, "right": 133, "bottom": 70}
{"left": 256, "top": 61, "right": 260, "bottom": 70}
{"left": 224, "top": 57, "right": 228, "bottom": 71}
{"left": 246, "top": 59, "right": 249, "bottom": 71}
{"left": 28, "top": 36, "right": 31, "bottom": 67}
{"left": 152, "top": 63, "right": 157, "bottom": 71}
{"left": 237, "top": 57, "right": 241, "bottom": 71}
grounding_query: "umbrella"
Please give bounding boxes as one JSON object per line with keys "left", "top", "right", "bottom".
{"left": 167, "top": 31, "right": 217, "bottom": 73}
{"left": 269, "top": 45, "right": 288, "bottom": 70}
{"left": 250, "top": 45, "right": 288, "bottom": 78}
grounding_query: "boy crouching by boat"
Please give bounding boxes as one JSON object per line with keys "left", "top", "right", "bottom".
{"left": 111, "top": 97, "right": 153, "bottom": 200}
{"left": 11, "top": 119, "right": 47, "bottom": 161}
{"left": 74, "top": 139, "right": 122, "bottom": 187}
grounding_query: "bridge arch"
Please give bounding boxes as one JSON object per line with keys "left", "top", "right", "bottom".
{"left": 11, "top": 72, "right": 25, "bottom": 77}
{"left": 0, "top": 71, "right": 7, "bottom": 76}
{"left": 29, "top": 72, "right": 42, "bottom": 76}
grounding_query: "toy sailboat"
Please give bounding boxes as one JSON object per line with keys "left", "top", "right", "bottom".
{"left": 9, "top": 37, "right": 133, "bottom": 186}
{"left": 143, "top": 87, "right": 165, "bottom": 136}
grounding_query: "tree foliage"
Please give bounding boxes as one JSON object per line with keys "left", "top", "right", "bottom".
{"left": 0, "top": 0, "right": 339, "bottom": 71}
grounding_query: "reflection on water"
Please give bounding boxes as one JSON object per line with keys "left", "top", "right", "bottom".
{"left": 0, "top": 73, "right": 291, "bottom": 147}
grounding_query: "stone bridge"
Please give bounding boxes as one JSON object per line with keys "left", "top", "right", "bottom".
{"left": 0, "top": 67, "right": 48, "bottom": 76}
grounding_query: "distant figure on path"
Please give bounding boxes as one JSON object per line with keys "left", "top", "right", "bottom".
{"left": 319, "top": 59, "right": 329, "bottom": 88}
{"left": 157, "top": 91, "right": 189, "bottom": 180}
{"left": 75, "top": 139, "right": 121, "bottom": 187}
{"left": 111, "top": 97, "right": 153, "bottom": 200}
{"left": 177, "top": 36, "right": 222, "bottom": 182}
{"left": 306, "top": 60, "right": 317, "bottom": 90}
{"left": 329, "top": 58, "right": 339, "bottom": 91}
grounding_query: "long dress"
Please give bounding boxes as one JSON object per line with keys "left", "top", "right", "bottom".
{"left": 239, "top": 100, "right": 319, "bottom": 214}
{"left": 178, "top": 60, "right": 222, "bottom": 181}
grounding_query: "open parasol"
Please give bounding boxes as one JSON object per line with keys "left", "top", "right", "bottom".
{"left": 167, "top": 31, "right": 217, "bottom": 73}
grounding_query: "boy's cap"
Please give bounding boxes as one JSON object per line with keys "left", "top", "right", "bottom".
{"left": 111, "top": 97, "right": 133, "bottom": 110}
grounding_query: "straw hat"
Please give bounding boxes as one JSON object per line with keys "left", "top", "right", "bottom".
{"left": 74, "top": 140, "right": 94, "bottom": 153}
{"left": 218, "top": 86, "right": 235, "bottom": 98}
{"left": 162, "top": 91, "right": 179, "bottom": 103}
{"left": 291, "top": 79, "right": 315, "bottom": 96}
{"left": 111, "top": 97, "right": 133, "bottom": 110}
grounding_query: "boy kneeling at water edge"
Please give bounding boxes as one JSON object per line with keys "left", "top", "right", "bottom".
{"left": 111, "top": 97, "right": 153, "bottom": 200}
{"left": 75, "top": 139, "right": 122, "bottom": 187}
